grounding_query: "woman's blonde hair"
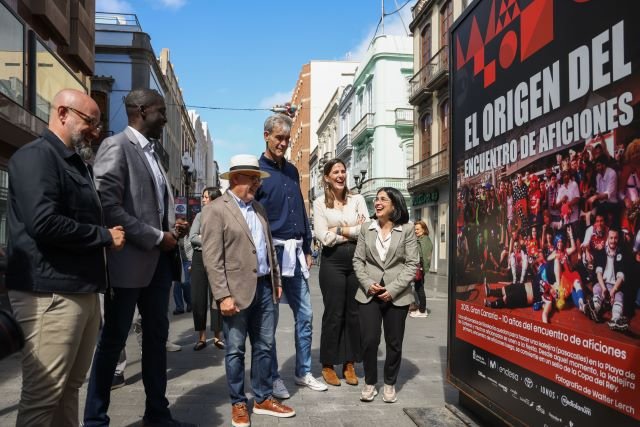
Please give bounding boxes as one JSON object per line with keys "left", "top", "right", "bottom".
{"left": 624, "top": 138, "right": 640, "bottom": 166}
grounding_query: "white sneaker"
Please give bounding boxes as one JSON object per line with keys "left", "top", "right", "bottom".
{"left": 360, "top": 384, "right": 378, "bottom": 402}
{"left": 382, "top": 384, "right": 398, "bottom": 403}
{"left": 294, "top": 373, "right": 328, "bottom": 391}
{"left": 166, "top": 341, "right": 181, "bottom": 352}
{"left": 272, "top": 378, "right": 290, "bottom": 399}
{"left": 410, "top": 311, "right": 429, "bottom": 318}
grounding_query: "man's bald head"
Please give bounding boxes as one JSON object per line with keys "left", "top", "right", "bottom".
{"left": 49, "top": 89, "right": 101, "bottom": 150}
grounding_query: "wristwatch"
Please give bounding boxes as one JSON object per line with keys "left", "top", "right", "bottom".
{"left": 336, "top": 226, "right": 342, "bottom": 236}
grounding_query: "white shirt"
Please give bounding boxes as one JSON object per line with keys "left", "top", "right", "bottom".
{"left": 128, "top": 126, "right": 166, "bottom": 244}
{"left": 555, "top": 180, "right": 580, "bottom": 223}
{"left": 229, "top": 191, "right": 270, "bottom": 276}
{"left": 596, "top": 167, "right": 618, "bottom": 203}
{"left": 369, "top": 221, "right": 402, "bottom": 262}
{"left": 313, "top": 194, "right": 369, "bottom": 247}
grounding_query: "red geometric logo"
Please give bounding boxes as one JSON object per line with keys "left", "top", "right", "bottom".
{"left": 456, "top": 0, "right": 555, "bottom": 88}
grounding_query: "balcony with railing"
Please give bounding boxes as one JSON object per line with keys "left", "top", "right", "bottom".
{"left": 359, "top": 177, "right": 409, "bottom": 196}
{"left": 395, "top": 108, "right": 414, "bottom": 139}
{"left": 412, "top": 0, "right": 433, "bottom": 20}
{"left": 95, "top": 12, "right": 143, "bottom": 32}
{"left": 407, "top": 148, "right": 449, "bottom": 189}
{"left": 351, "top": 113, "right": 375, "bottom": 145}
{"left": 395, "top": 108, "right": 413, "bottom": 125}
{"left": 336, "top": 134, "right": 352, "bottom": 159}
{"left": 409, "top": 46, "right": 449, "bottom": 105}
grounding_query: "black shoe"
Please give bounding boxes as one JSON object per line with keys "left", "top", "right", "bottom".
{"left": 186, "top": 304, "right": 192, "bottom": 312}
{"left": 173, "top": 309, "right": 185, "bottom": 315}
{"left": 585, "top": 299, "right": 601, "bottom": 322}
{"left": 111, "top": 373, "right": 125, "bottom": 390}
{"left": 608, "top": 317, "right": 629, "bottom": 332}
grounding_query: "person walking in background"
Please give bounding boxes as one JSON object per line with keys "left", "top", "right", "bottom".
{"left": 313, "top": 158, "right": 368, "bottom": 387}
{"left": 353, "top": 187, "right": 418, "bottom": 404}
{"left": 410, "top": 221, "right": 432, "bottom": 318}
{"left": 190, "top": 186, "right": 225, "bottom": 351}
{"left": 84, "top": 88, "right": 193, "bottom": 427}
{"left": 6, "top": 89, "right": 125, "bottom": 426}
{"left": 172, "top": 218, "right": 192, "bottom": 315}
{"left": 256, "top": 114, "right": 328, "bottom": 398}
{"left": 201, "top": 155, "right": 295, "bottom": 427}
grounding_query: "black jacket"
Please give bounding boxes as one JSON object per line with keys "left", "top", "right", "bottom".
{"left": 594, "top": 246, "right": 625, "bottom": 284}
{"left": 6, "top": 129, "right": 113, "bottom": 293}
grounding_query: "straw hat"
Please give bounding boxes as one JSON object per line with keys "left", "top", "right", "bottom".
{"left": 220, "top": 154, "right": 270, "bottom": 179}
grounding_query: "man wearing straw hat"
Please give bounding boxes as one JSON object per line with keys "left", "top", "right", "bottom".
{"left": 201, "top": 154, "right": 295, "bottom": 427}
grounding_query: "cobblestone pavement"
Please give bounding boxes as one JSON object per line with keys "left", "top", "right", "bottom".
{"left": 0, "top": 268, "right": 457, "bottom": 426}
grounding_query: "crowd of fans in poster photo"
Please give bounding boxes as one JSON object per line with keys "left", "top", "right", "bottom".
{"left": 455, "top": 137, "right": 640, "bottom": 332}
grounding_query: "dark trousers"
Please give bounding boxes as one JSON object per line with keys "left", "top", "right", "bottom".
{"left": 172, "top": 260, "right": 191, "bottom": 312}
{"left": 359, "top": 298, "right": 409, "bottom": 386}
{"left": 84, "top": 252, "right": 172, "bottom": 426}
{"left": 319, "top": 243, "right": 361, "bottom": 365}
{"left": 414, "top": 278, "right": 427, "bottom": 313}
{"left": 190, "top": 251, "right": 222, "bottom": 333}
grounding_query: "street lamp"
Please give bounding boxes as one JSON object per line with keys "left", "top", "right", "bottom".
{"left": 353, "top": 169, "right": 368, "bottom": 193}
{"left": 270, "top": 102, "right": 298, "bottom": 118}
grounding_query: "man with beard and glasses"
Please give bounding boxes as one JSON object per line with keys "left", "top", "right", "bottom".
{"left": 6, "top": 89, "right": 126, "bottom": 426}
{"left": 84, "top": 89, "right": 193, "bottom": 427}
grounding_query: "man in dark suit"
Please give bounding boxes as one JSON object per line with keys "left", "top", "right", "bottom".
{"left": 201, "top": 154, "right": 295, "bottom": 427}
{"left": 84, "top": 89, "right": 193, "bottom": 427}
{"left": 7, "top": 89, "right": 125, "bottom": 426}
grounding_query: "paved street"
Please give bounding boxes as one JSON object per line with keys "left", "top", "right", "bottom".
{"left": 0, "top": 267, "right": 458, "bottom": 426}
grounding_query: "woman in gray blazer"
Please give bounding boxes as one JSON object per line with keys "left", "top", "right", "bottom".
{"left": 352, "top": 187, "right": 419, "bottom": 404}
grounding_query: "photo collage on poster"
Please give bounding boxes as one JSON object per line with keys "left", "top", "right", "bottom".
{"left": 449, "top": 0, "right": 640, "bottom": 425}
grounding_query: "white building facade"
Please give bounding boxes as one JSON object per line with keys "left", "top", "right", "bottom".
{"left": 188, "top": 110, "right": 212, "bottom": 195}
{"left": 313, "top": 86, "right": 348, "bottom": 206}
{"left": 337, "top": 35, "right": 414, "bottom": 209}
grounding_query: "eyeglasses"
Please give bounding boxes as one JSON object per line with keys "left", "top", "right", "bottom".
{"left": 63, "top": 106, "right": 102, "bottom": 130}
{"left": 237, "top": 173, "right": 262, "bottom": 183}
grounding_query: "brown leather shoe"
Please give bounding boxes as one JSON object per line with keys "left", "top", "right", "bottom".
{"left": 231, "top": 402, "right": 250, "bottom": 427}
{"left": 322, "top": 365, "right": 341, "bottom": 386}
{"left": 253, "top": 397, "right": 295, "bottom": 418}
{"left": 343, "top": 362, "right": 358, "bottom": 385}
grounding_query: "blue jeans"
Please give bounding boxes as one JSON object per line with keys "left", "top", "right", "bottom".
{"left": 84, "top": 252, "right": 173, "bottom": 426}
{"left": 224, "top": 276, "right": 275, "bottom": 404}
{"left": 173, "top": 260, "right": 192, "bottom": 311}
{"left": 271, "top": 246, "right": 313, "bottom": 379}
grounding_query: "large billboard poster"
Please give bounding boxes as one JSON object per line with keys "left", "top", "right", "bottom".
{"left": 449, "top": 0, "right": 640, "bottom": 425}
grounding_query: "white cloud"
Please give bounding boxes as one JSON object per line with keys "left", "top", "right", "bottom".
{"left": 345, "top": 0, "right": 414, "bottom": 61}
{"left": 155, "top": 0, "right": 187, "bottom": 9}
{"left": 258, "top": 90, "right": 292, "bottom": 109}
{"left": 96, "top": 0, "right": 134, "bottom": 13}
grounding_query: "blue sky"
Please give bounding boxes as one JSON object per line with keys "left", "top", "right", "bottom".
{"left": 97, "top": 0, "right": 414, "bottom": 172}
